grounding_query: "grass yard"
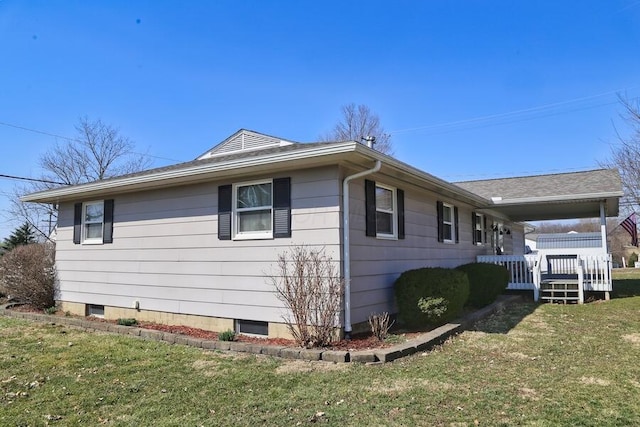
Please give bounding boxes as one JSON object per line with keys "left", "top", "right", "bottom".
{"left": 2, "top": 272, "right": 640, "bottom": 426}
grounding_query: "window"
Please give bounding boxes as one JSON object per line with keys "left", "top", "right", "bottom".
{"left": 73, "top": 199, "right": 114, "bottom": 245}
{"left": 218, "top": 178, "right": 291, "bottom": 241}
{"left": 87, "top": 304, "right": 105, "bottom": 318}
{"left": 83, "top": 201, "right": 104, "bottom": 243}
{"left": 234, "top": 181, "right": 273, "bottom": 237}
{"left": 437, "top": 201, "right": 458, "bottom": 243}
{"left": 473, "top": 213, "right": 485, "bottom": 245}
{"left": 442, "top": 204, "right": 454, "bottom": 242}
{"left": 365, "top": 179, "right": 405, "bottom": 239}
{"left": 375, "top": 184, "right": 396, "bottom": 237}
{"left": 236, "top": 319, "right": 268, "bottom": 336}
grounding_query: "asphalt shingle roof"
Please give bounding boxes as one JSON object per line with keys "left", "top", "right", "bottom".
{"left": 69, "top": 141, "right": 339, "bottom": 187}
{"left": 454, "top": 169, "right": 622, "bottom": 200}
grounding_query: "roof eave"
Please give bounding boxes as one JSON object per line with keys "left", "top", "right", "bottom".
{"left": 21, "top": 142, "right": 361, "bottom": 203}
{"left": 352, "top": 144, "right": 491, "bottom": 207}
{"left": 489, "top": 191, "right": 625, "bottom": 205}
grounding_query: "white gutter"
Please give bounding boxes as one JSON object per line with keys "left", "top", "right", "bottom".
{"left": 342, "top": 160, "right": 381, "bottom": 338}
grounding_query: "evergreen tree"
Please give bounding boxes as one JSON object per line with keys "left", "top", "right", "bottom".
{"left": 2, "top": 222, "right": 37, "bottom": 251}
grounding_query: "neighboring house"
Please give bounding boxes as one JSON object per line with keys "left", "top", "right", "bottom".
{"left": 535, "top": 232, "right": 607, "bottom": 256}
{"left": 22, "top": 130, "right": 624, "bottom": 338}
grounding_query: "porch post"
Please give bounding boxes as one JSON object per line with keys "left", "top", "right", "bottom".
{"left": 600, "top": 201, "right": 607, "bottom": 251}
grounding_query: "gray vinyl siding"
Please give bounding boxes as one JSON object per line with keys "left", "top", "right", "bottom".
{"left": 55, "top": 166, "right": 341, "bottom": 323}
{"left": 347, "top": 176, "right": 497, "bottom": 324}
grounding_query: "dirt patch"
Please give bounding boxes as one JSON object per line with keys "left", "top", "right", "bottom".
{"left": 275, "top": 360, "right": 349, "bottom": 374}
{"left": 622, "top": 333, "right": 640, "bottom": 345}
{"left": 366, "top": 378, "right": 455, "bottom": 394}
{"left": 518, "top": 387, "right": 539, "bottom": 400}
{"left": 580, "top": 376, "right": 611, "bottom": 386}
{"left": 507, "top": 351, "right": 533, "bottom": 360}
{"left": 192, "top": 359, "right": 221, "bottom": 372}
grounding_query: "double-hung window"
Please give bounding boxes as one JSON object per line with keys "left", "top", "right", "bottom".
{"left": 83, "top": 201, "right": 104, "bottom": 243}
{"left": 364, "top": 179, "right": 405, "bottom": 240}
{"left": 375, "top": 184, "right": 396, "bottom": 238}
{"left": 234, "top": 181, "right": 273, "bottom": 238}
{"left": 473, "top": 212, "right": 485, "bottom": 245}
{"left": 73, "top": 199, "right": 114, "bottom": 245}
{"left": 437, "top": 201, "right": 458, "bottom": 243}
{"left": 442, "top": 203, "right": 454, "bottom": 242}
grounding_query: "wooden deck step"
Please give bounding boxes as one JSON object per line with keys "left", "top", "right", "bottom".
{"left": 540, "top": 279, "right": 581, "bottom": 304}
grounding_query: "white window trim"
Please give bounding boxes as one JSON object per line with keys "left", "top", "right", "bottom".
{"left": 235, "top": 319, "right": 269, "bottom": 337}
{"left": 443, "top": 203, "right": 455, "bottom": 243}
{"left": 376, "top": 183, "right": 397, "bottom": 240}
{"left": 475, "top": 213, "right": 485, "bottom": 245}
{"left": 87, "top": 304, "right": 105, "bottom": 318}
{"left": 232, "top": 179, "right": 273, "bottom": 240}
{"left": 82, "top": 200, "right": 105, "bottom": 245}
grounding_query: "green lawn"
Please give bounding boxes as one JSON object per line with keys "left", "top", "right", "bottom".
{"left": 2, "top": 274, "right": 640, "bottom": 426}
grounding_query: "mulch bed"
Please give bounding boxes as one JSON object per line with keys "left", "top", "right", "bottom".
{"left": 5, "top": 303, "right": 422, "bottom": 351}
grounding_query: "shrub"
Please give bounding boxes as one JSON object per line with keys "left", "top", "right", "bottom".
{"left": 269, "top": 246, "right": 343, "bottom": 348}
{"left": 0, "top": 243, "right": 57, "bottom": 310}
{"left": 116, "top": 318, "right": 138, "bottom": 326}
{"left": 368, "top": 312, "right": 394, "bottom": 341}
{"left": 44, "top": 306, "right": 57, "bottom": 315}
{"left": 394, "top": 267, "right": 469, "bottom": 328}
{"left": 417, "top": 296, "right": 448, "bottom": 318}
{"left": 629, "top": 252, "right": 638, "bottom": 267}
{"left": 219, "top": 329, "right": 236, "bottom": 341}
{"left": 456, "top": 262, "right": 509, "bottom": 308}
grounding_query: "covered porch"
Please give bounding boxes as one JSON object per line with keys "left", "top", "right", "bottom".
{"left": 456, "top": 169, "right": 623, "bottom": 303}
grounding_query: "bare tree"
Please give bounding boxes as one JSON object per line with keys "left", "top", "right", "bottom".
{"left": 602, "top": 94, "right": 640, "bottom": 211}
{"left": 320, "top": 103, "right": 394, "bottom": 155}
{"left": 8, "top": 117, "right": 150, "bottom": 239}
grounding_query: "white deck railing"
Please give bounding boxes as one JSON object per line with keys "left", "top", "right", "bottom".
{"left": 476, "top": 253, "right": 612, "bottom": 300}
{"left": 476, "top": 254, "right": 538, "bottom": 290}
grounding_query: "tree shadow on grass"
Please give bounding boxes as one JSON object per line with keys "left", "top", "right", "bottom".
{"left": 612, "top": 279, "right": 640, "bottom": 299}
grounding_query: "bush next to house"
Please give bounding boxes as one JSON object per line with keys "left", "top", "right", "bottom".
{"left": 629, "top": 252, "right": 638, "bottom": 267}
{"left": 0, "top": 243, "right": 57, "bottom": 310}
{"left": 394, "top": 267, "right": 469, "bottom": 328}
{"left": 456, "top": 262, "right": 509, "bottom": 308}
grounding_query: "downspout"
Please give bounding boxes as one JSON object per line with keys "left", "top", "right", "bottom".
{"left": 342, "top": 160, "right": 382, "bottom": 339}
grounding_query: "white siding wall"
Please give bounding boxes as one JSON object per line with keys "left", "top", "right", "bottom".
{"left": 55, "top": 166, "right": 341, "bottom": 324}
{"left": 346, "top": 175, "right": 507, "bottom": 324}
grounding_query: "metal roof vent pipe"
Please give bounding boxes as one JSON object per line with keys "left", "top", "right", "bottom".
{"left": 362, "top": 135, "right": 376, "bottom": 149}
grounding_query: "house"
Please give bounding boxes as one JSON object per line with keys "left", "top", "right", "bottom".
{"left": 22, "top": 130, "right": 624, "bottom": 338}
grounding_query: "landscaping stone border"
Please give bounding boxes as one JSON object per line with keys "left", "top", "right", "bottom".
{"left": 0, "top": 294, "right": 522, "bottom": 363}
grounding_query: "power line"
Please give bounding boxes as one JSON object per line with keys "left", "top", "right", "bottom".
{"left": 389, "top": 86, "right": 640, "bottom": 136}
{"left": 0, "top": 120, "right": 184, "bottom": 163}
{"left": 0, "top": 173, "right": 67, "bottom": 186}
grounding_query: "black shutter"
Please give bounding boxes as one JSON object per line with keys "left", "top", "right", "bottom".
{"left": 218, "top": 184, "right": 232, "bottom": 240}
{"left": 436, "top": 201, "right": 444, "bottom": 242}
{"left": 273, "top": 177, "right": 291, "bottom": 238}
{"left": 397, "top": 189, "right": 405, "bottom": 239}
{"left": 454, "top": 206, "right": 459, "bottom": 244}
{"left": 365, "top": 179, "right": 376, "bottom": 237}
{"left": 472, "top": 212, "right": 477, "bottom": 245}
{"left": 73, "top": 202, "right": 82, "bottom": 244}
{"left": 103, "top": 199, "right": 114, "bottom": 244}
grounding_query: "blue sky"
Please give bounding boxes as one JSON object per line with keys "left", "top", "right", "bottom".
{"left": 1, "top": 1, "right": 640, "bottom": 238}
